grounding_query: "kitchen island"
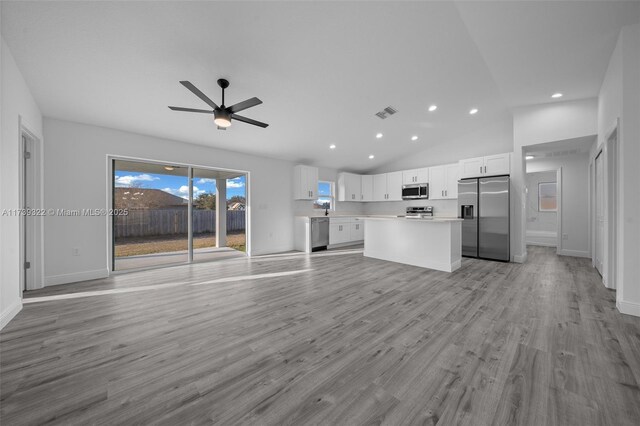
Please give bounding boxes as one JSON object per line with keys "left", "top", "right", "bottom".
{"left": 363, "top": 217, "right": 463, "bottom": 272}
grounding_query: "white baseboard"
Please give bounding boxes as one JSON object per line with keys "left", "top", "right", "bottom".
{"left": 617, "top": 299, "right": 640, "bottom": 317}
{"left": 526, "top": 230, "right": 557, "bottom": 247}
{"left": 45, "top": 268, "right": 109, "bottom": 286}
{"left": 0, "top": 299, "right": 23, "bottom": 330}
{"left": 249, "top": 246, "right": 294, "bottom": 257}
{"left": 557, "top": 249, "right": 591, "bottom": 258}
{"left": 513, "top": 252, "right": 528, "bottom": 263}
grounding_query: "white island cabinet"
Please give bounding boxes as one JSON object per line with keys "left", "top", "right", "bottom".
{"left": 363, "top": 217, "right": 462, "bottom": 272}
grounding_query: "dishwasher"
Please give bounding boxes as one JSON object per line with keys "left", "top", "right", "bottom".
{"left": 310, "top": 217, "right": 330, "bottom": 252}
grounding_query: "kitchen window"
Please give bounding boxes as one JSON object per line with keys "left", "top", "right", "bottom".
{"left": 314, "top": 181, "right": 334, "bottom": 210}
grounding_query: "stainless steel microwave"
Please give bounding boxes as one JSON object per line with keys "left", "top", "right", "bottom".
{"left": 402, "top": 183, "right": 429, "bottom": 200}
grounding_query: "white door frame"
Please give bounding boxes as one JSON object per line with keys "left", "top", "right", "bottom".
{"left": 18, "top": 116, "right": 45, "bottom": 291}
{"left": 603, "top": 120, "right": 619, "bottom": 290}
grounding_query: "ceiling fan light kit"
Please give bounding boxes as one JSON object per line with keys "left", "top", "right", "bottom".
{"left": 169, "top": 78, "right": 268, "bottom": 129}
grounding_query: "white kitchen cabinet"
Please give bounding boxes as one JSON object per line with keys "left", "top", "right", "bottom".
{"left": 444, "top": 163, "right": 459, "bottom": 199}
{"left": 293, "top": 165, "right": 319, "bottom": 200}
{"left": 329, "top": 223, "right": 350, "bottom": 245}
{"left": 459, "top": 157, "right": 485, "bottom": 179}
{"left": 429, "top": 163, "right": 459, "bottom": 199}
{"left": 361, "top": 175, "right": 373, "bottom": 201}
{"left": 337, "top": 172, "right": 362, "bottom": 202}
{"left": 484, "top": 153, "right": 511, "bottom": 176}
{"left": 402, "top": 168, "right": 429, "bottom": 185}
{"left": 429, "top": 165, "right": 446, "bottom": 200}
{"left": 373, "top": 173, "right": 387, "bottom": 201}
{"left": 387, "top": 171, "right": 403, "bottom": 201}
{"left": 459, "top": 153, "right": 510, "bottom": 178}
{"left": 373, "top": 172, "right": 402, "bottom": 201}
{"left": 350, "top": 221, "right": 364, "bottom": 241}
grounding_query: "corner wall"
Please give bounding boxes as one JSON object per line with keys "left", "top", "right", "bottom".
{"left": 0, "top": 37, "right": 43, "bottom": 329}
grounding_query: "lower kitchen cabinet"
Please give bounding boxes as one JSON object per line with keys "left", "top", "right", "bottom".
{"left": 329, "top": 217, "right": 364, "bottom": 245}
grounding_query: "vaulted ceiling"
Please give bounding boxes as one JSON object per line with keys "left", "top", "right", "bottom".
{"left": 2, "top": 1, "right": 638, "bottom": 172}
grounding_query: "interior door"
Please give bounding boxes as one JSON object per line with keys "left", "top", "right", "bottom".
{"left": 595, "top": 151, "right": 604, "bottom": 275}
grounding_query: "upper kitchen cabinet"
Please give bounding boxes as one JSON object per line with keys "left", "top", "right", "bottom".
{"left": 459, "top": 153, "right": 510, "bottom": 179}
{"left": 374, "top": 171, "right": 402, "bottom": 201}
{"left": 337, "top": 172, "right": 362, "bottom": 202}
{"left": 402, "top": 168, "right": 429, "bottom": 185}
{"left": 387, "top": 171, "right": 403, "bottom": 200}
{"left": 429, "top": 163, "right": 459, "bottom": 200}
{"left": 483, "top": 153, "right": 511, "bottom": 176}
{"left": 361, "top": 175, "right": 373, "bottom": 202}
{"left": 293, "top": 165, "right": 319, "bottom": 200}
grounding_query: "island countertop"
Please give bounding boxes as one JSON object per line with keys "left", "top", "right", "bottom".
{"left": 363, "top": 216, "right": 462, "bottom": 223}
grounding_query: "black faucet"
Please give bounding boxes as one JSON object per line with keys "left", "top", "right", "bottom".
{"left": 324, "top": 203, "right": 330, "bottom": 216}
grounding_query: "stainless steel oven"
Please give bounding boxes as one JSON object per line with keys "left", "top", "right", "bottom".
{"left": 402, "top": 183, "right": 428, "bottom": 200}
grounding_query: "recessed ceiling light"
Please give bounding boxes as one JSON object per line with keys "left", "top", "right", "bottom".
{"left": 525, "top": 155, "right": 535, "bottom": 160}
{"left": 368, "top": 154, "right": 375, "bottom": 159}
{"left": 164, "top": 166, "right": 175, "bottom": 171}
{"left": 551, "top": 93, "right": 563, "bottom": 98}
{"left": 428, "top": 105, "right": 437, "bottom": 112}
{"left": 376, "top": 133, "right": 383, "bottom": 139}
{"left": 329, "top": 144, "right": 336, "bottom": 150}
{"left": 411, "top": 135, "right": 418, "bottom": 141}
{"left": 469, "top": 108, "right": 478, "bottom": 115}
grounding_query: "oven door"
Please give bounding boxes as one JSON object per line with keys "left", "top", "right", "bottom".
{"left": 402, "top": 185, "right": 421, "bottom": 199}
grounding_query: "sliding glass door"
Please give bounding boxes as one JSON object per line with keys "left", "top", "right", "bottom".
{"left": 112, "top": 159, "right": 247, "bottom": 271}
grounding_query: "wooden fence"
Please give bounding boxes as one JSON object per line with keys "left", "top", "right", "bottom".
{"left": 114, "top": 209, "right": 245, "bottom": 238}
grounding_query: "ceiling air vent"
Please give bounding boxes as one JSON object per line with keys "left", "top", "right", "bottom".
{"left": 375, "top": 106, "right": 398, "bottom": 119}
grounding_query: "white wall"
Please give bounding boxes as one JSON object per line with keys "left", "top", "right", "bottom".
{"left": 0, "top": 37, "right": 43, "bottom": 328}
{"left": 525, "top": 170, "right": 557, "bottom": 246}
{"left": 43, "top": 118, "right": 296, "bottom": 285}
{"left": 527, "top": 155, "right": 590, "bottom": 256}
{"left": 597, "top": 23, "right": 640, "bottom": 316}
{"left": 512, "top": 98, "right": 597, "bottom": 262}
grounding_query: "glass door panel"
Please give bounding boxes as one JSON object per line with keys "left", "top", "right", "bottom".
{"left": 113, "top": 160, "right": 189, "bottom": 270}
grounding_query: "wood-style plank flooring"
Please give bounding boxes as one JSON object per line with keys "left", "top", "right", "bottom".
{"left": 2, "top": 246, "right": 640, "bottom": 425}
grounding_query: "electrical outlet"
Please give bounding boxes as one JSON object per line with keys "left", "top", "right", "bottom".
{"left": 562, "top": 234, "right": 569, "bottom": 240}
{"left": 72, "top": 247, "right": 80, "bottom": 256}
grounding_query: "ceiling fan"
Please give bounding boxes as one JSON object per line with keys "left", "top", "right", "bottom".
{"left": 169, "top": 79, "right": 268, "bottom": 129}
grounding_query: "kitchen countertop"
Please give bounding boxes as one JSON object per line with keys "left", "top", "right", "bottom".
{"left": 363, "top": 216, "right": 463, "bottom": 222}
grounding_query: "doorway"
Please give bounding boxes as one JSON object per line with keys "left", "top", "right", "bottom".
{"left": 19, "top": 126, "right": 43, "bottom": 292}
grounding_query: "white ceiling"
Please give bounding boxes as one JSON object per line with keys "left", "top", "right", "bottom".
{"left": 2, "top": 1, "right": 638, "bottom": 172}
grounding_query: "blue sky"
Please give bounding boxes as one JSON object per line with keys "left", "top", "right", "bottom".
{"left": 114, "top": 171, "right": 246, "bottom": 200}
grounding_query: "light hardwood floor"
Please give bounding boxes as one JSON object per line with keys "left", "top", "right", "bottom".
{"left": 1, "top": 246, "right": 640, "bottom": 425}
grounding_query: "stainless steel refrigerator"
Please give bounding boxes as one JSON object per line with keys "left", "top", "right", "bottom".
{"left": 458, "top": 176, "right": 510, "bottom": 261}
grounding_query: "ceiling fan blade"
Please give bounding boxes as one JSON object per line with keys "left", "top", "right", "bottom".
{"left": 232, "top": 114, "right": 269, "bottom": 128}
{"left": 227, "top": 97, "right": 262, "bottom": 114}
{"left": 180, "top": 81, "right": 219, "bottom": 109}
{"left": 168, "top": 106, "right": 214, "bottom": 114}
